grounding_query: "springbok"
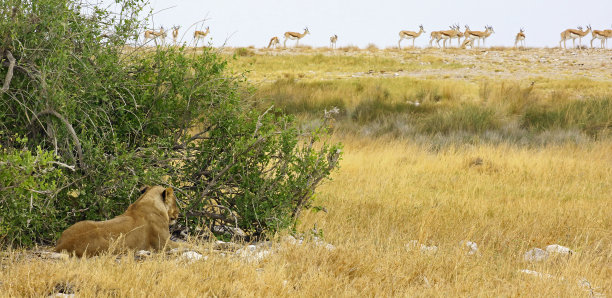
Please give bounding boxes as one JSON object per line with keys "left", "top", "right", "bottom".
{"left": 194, "top": 26, "right": 210, "bottom": 46}
{"left": 515, "top": 28, "right": 526, "bottom": 48}
{"left": 330, "top": 34, "right": 338, "bottom": 49}
{"left": 268, "top": 36, "right": 280, "bottom": 49}
{"left": 171, "top": 26, "right": 180, "bottom": 45}
{"left": 283, "top": 27, "right": 310, "bottom": 48}
{"left": 144, "top": 27, "right": 166, "bottom": 46}
{"left": 398, "top": 25, "right": 425, "bottom": 49}
{"left": 590, "top": 27, "right": 612, "bottom": 49}
{"left": 559, "top": 25, "right": 591, "bottom": 49}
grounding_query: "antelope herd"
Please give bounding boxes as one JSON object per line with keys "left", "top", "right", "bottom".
{"left": 142, "top": 24, "right": 612, "bottom": 50}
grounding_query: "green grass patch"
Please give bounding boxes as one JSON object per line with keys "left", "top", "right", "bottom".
{"left": 419, "top": 104, "right": 499, "bottom": 134}
{"left": 522, "top": 97, "right": 612, "bottom": 134}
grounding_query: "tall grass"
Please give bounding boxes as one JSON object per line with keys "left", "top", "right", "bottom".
{"left": 419, "top": 104, "right": 499, "bottom": 134}
{"left": 254, "top": 75, "right": 612, "bottom": 141}
{"left": 522, "top": 98, "right": 612, "bottom": 135}
{"left": 2, "top": 139, "right": 610, "bottom": 296}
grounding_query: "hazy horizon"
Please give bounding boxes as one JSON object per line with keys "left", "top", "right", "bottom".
{"left": 106, "top": 0, "right": 611, "bottom": 48}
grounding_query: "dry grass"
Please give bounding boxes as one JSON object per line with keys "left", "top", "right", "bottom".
{"left": 2, "top": 47, "right": 612, "bottom": 296}
{"left": 1, "top": 138, "right": 611, "bottom": 296}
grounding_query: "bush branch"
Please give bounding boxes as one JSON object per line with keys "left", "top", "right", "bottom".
{"left": 32, "top": 108, "right": 85, "bottom": 169}
{"left": 1, "top": 50, "right": 15, "bottom": 92}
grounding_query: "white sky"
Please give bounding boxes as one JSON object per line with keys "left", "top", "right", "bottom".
{"left": 116, "top": 0, "right": 611, "bottom": 48}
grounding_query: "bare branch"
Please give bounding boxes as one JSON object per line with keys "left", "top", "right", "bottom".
{"left": 187, "top": 137, "right": 266, "bottom": 210}
{"left": 184, "top": 210, "right": 235, "bottom": 225}
{"left": 1, "top": 51, "right": 16, "bottom": 92}
{"left": 253, "top": 105, "right": 273, "bottom": 138}
{"left": 206, "top": 204, "right": 239, "bottom": 228}
{"left": 31, "top": 108, "right": 85, "bottom": 170}
{"left": 202, "top": 137, "right": 265, "bottom": 195}
{"left": 48, "top": 161, "right": 76, "bottom": 172}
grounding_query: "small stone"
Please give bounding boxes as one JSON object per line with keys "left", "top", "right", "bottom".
{"left": 524, "top": 248, "right": 548, "bottom": 262}
{"left": 282, "top": 235, "right": 299, "bottom": 244}
{"left": 323, "top": 243, "right": 336, "bottom": 251}
{"left": 136, "top": 250, "right": 151, "bottom": 256}
{"left": 134, "top": 250, "right": 152, "bottom": 261}
{"left": 545, "top": 244, "right": 573, "bottom": 255}
{"left": 577, "top": 278, "right": 605, "bottom": 297}
{"left": 406, "top": 240, "right": 438, "bottom": 254}
{"left": 519, "top": 269, "right": 555, "bottom": 279}
{"left": 459, "top": 240, "right": 478, "bottom": 255}
{"left": 182, "top": 251, "right": 205, "bottom": 261}
{"left": 236, "top": 245, "right": 272, "bottom": 263}
{"left": 314, "top": 237, "right": 335, "bottom": 250}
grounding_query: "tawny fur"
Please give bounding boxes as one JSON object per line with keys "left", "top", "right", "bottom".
{"left": 283, "top": 27, "right": 310, "bottom": 48}
{"left": 54, "top": 186, "right": 179, "bottom": 257}
{"left": 330, "top": 34, "right": 338, "bottom": 49}
{"left": 194, "top": 27, "right": 210, "bottom": 43}
{"left": 172, "top": 26, "right": 180, "bottom": 44}
{"left": 268, "top": 36, "right": 280, "bottom": 48}
{"left": 398, "top": 25, "right": 424, "bottom": 49}
{"left": 559, "top": 25, "right": 591, "bottom": 49}
{"left": 515, "top": 28, "right": 526, "bottom": 48}
{"left": 144, "top": 27, "right": 166, "bottom": 45}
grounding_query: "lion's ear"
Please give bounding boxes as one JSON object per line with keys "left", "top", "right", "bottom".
{"left": 161, "top": 187, "right": 174, "bottom": 203}
{"left": 139, "top": 185, "right": 151, "bottom": 194}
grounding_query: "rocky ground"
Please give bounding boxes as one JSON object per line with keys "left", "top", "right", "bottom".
{"left": 222, "top": 47, "right": 612, "bottom": 83}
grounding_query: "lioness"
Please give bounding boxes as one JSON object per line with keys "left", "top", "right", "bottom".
{"left": 54, "top": 185, "right": 179, "bottom": 257}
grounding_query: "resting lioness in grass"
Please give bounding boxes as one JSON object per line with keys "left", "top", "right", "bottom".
{"left": 54, "top": 185, "right": 179, "bottom": 257}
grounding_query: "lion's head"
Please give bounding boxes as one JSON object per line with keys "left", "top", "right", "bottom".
{"left": 138, "top": 185, "right": 179, "bottom": 225}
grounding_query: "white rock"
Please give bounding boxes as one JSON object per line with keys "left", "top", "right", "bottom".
{"left": 282, "top": 235, "right": 303, "bottom": 245}
{"left": 577, "top": 278, "right": 605, "bottom": 297}
{"left": 422, "top": 276, "right": 431, "bottom": 288}
{"left": 406, "top": 240, "right": 438, "bottom": 254}
{"left": 182, "top": 251, "right": 205, "bottom": 261}
{"left": 459, "top": 240, "right": 478, "bottom": 255}
{"left": 313, "top": 237, "right": 335, "bottom": 250}
{"left": 236, "top": 246, "right": 272, "bottom": 263}
{"left": 545, "top": 244, "right": 573, "bottom": 255}
{"left": 323, "top": 243, "right": 336, "bottom": 251}
{"left": 136, "top": 250, "right": 151, "bottom": 256}
{"left": 519, "top": 269, "right": 555, "bottom": 279}
{"left": 524, "top": 248, "right": 548, "bottom": 262}
{"left": 34, "top": 251, "right": 69, "bottom": 260}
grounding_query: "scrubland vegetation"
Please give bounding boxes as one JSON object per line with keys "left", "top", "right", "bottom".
{"left": 2, "top": 138, "right": 611, "bottom": 296}
{"left": 2, "top": 1, "right": 612, "bottom": 296}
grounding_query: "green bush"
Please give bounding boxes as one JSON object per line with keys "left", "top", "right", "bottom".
{"left": 0, "top": 0, "right": 340, "bottom": 246}
{"left": 0, "top": 138, "right": 67, "bottom": 246}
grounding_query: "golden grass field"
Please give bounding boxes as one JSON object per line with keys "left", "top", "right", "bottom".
{"left": 1, "top": 47, "right": 611, "bottom": 296}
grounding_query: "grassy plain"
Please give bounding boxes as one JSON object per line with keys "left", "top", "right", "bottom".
{"left": 2, "top": 47, "right": 612, "bottom": 296}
